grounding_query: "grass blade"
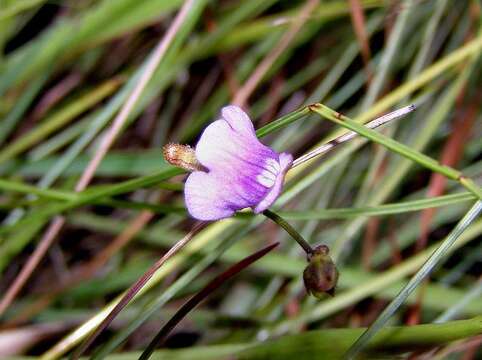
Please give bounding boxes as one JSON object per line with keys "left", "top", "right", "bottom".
{"left": 345, "top": 200, "right": 482, "bottom": 358}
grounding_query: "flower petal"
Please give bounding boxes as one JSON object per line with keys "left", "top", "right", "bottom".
{"left": 186, "top": 104, "right": 294, "bottom": 220}
{"left": 253, "top": 152, "right": 293, "bottom": 213}
{"left": 184, "top": 171, "right": 236, "bottom": 221}
{"left": 221, "top": 105, "right": 255, "bottom": 137}
{"left": 195, "top": 119, "right": 275, "bottom": 174}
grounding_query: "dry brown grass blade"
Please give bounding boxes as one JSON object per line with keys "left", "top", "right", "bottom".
{"left": 417, "top": 101, "right": 478, "bottom": 252}
{"left": 232, "top": 0, "right": 319, "bottom": 107}
{"left": 405, "top": 98, "right": 478, "bottom": 327}
{"left": 362, "top": 217, "right": 380, "bottom": 270}
{"left": 0, "top": 216, "right": 66, "bottom": 317}
{"left": 2, "top": 202, "right": 158, "bottom": 328}
{"left": 407, "top": 48, "right": 478, "bottom": 323}
{"left": 348, "top": 0, "right": 372, "bottom": 82}
{"left": 361, "top": 152, "right": 388, "bottom": 270}
{"left": 71, "top": 221, "right": 207, "bottom": 359}
{"left": 30, "top": 72, "right": 83, "bottom": 121}
{"left": 0, "top": 322, "right": 73, "bottom": 357}
{"left": 0, "top": 0, "right": 197, "bottom": 318}
{"left": 139, "top": 242, "right": 280, "bottom": 360}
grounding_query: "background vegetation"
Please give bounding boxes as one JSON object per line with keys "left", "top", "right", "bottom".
{"left": 0, "top": 0, "right": 481, "bottom": 358}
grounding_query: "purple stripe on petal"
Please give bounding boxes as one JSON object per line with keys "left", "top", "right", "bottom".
{"left": 225, "top": 176, "right": 264, "bottom": 204}
{"left": 253, "top": 152, "right": 293, "bottom": 213}
{"left": 236, "top": 177, "right": 268, "bottom": 198}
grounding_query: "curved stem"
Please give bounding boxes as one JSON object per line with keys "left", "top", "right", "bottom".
{"left": 263, "top": 209, "right": 313, "bottom": 255}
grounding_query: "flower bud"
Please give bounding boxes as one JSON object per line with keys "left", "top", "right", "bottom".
{"left": 163, "top": 143, "right": 205, "bottom": 172}
{"left": 303, "top": 245, "right": 339, "bottom": 299}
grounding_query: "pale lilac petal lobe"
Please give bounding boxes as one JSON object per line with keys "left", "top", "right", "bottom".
{"left": 184, "top": 172, "right": 235, "bottom": 221}
{"left": 221, "top": 105, "right": 255, "bottom": 136}
{"left": 195, "top": 120, "right": 249, "bottom": 171}
{"left": 195, "top": 119, "right": 277, "bottom": 175}
{"left": 279, "top": 152, "right": 294, "bottom": 169}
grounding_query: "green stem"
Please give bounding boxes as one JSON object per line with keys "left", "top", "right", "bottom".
{"left": 256, "top": 106, "right": 310, "bottom": 138}
{"left": 0, "top": 178, "right": 76, "bottom": 202}
{"left": 263, "top": 209, "right": 313, "bottom": 255}
{"left": 459, "top": 176, "right": 482, "bottom": 200}
{"left": 0, "top": 168, "right": 184, "bottom": 236}
{"left": 2, "top": 175, "right": 478, "bottom": 220}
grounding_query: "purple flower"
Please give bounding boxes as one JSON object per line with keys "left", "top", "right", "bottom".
{"left": 184, "top": 105, "right": 293, "bottom": 221}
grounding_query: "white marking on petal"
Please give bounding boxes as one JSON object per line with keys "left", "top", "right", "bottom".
{"left": 265, "top": 166, "right": 278, "bottom": 176}
{"left": 266, "top": 158, "right": 280, "bottom": 172}
{"left": 256, "top": 158, "right": 281, "bottom": 188}
{"left": 257, "top": 173, "right": 276, "bottom": 188}
{"left": 261, "top": 169, "right": 276, "bottom": 181}
{"left": 253, "top": 152, "right": 293, "bottom": 213}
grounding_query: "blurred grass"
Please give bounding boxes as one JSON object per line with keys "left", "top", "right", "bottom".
{"left": 0, "top": 0, "right": 481, "bottom": 358}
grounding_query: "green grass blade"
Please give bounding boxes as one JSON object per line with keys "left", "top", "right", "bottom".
{"left": 345, "top": 200, "right": 482, "bottom": 358}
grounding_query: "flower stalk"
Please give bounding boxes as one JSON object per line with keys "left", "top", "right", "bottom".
{"left": 262, "top": 209, "right": 313, "bottom": 255}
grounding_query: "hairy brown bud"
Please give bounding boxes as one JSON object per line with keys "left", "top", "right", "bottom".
{"left": 303, "top": 245, "right": 339, "bottom": 299}
{"left": 163, "top": 143, "right": 206, "bottom": 172}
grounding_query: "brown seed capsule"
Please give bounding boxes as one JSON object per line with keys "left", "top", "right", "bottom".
{"left": 303, "top": 245, "right": 339, "bottom": 299}
{"left": 163, "top": 143, "right": 206, "bottom": 172}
